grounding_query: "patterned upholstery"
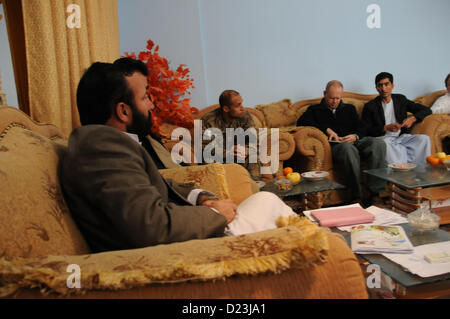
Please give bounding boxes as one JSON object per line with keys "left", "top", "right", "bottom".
{"left": 0, "top": 217, "right": 330, "bottom": 296}
{"left": 0, "top": 125, "right": 91, "bottom": 259}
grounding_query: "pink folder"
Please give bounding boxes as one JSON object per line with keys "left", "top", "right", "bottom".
{"left": 311, "top": 207, "right": 375, "bottom": 227}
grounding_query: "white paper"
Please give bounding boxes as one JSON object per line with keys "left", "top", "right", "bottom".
{"left": 382, "top": 241, "right": 450, "bottom": 278}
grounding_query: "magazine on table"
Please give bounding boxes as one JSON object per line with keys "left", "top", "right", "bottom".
{"left": 351, "top": 225, "right": 414, "bottom": 254}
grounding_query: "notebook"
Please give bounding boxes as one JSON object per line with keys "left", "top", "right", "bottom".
{"left": 311, "top": 206, "right": 375, "bottom": 227}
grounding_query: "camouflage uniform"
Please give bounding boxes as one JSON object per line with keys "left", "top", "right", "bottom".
{"left": 200, "top": 108, "right": 261, "bottom": 180}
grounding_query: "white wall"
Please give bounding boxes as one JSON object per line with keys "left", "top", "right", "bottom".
{"left": 0, "top": 4, "right": 18, "bottom": 108}
{"left": 119, "top": 0, "right": 208, "bottom": 108}
{"left": 118, "top": 0, "right": 450, "bottom": 108}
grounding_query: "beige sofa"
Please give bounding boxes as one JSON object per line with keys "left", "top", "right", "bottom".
{"left": 0, "top": 106, "right": 368, "bottom": 299}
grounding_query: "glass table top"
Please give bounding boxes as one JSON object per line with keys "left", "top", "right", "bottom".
{"left": 261, "top": 178, "right": 345, "bottom": 198}
{"left": 344, "top": 223, "right": 450, "bottom": 288}
{"left": 364, "top": 163, "right": 450, "bottom": 189}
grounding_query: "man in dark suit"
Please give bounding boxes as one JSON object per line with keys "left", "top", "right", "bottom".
{"left": 61, "top": 58, "right": 295, "bottom": 252}
{"left": 297, "top": 80, "right": 387, "bottom": 206}
{"left": 362, "top": 72, "right": 431, "bottom": 164}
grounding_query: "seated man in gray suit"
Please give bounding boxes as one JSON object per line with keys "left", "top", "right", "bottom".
{"left": 60, "top": 58, "right": 295, "bottom": 252}
{"left": 113, "top": 58, "right": 186, "bottom": 170}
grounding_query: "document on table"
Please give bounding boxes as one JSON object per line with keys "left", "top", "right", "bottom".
{"left": 382, "top": 241, "right": 450, "bottom": 278}
{"left": 303, "top": 204, "right": 408, "bottom": 232}
{"left": 337, "top": 206, "right": 408, "bottom": 232}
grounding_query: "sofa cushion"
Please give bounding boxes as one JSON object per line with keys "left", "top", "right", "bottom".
{"left": 247, "top": 108, "right": 265, "bottom": 128}
{"left": 0, "top": 125, "right": 91, "bottom": 259}
{"left": 256, "top": 99, "right": 295, "bottom": 128}
{"left": 159, "top": 163, "right": 256, "bottom": 205}
{"left": 0, "top": 216, "right": 329, "bottom": 296}
{"left": 341, "top": 97, "right": 366, "bottom": 117}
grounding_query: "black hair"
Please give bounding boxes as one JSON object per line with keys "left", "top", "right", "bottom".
{"left": 445, "top": 73, "right": 450, "bottom": 87}
{"left": 76, "top": 58, "right": 149, "bottom": 125}
{"left": 113, "top": 57, "right": 149, "bottom": 77}
{"left": 375, "top": 72, "right": 394, "bottom": 85}
{"left": 219, "top": 90, "right": 240, "bottom": 109}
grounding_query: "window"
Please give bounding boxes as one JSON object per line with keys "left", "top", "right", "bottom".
{"left": 0, "top": 3, "right": 18, "bottom": 107}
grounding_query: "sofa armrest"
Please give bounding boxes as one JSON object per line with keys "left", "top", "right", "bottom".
{"left": 7, "top": 231, "right": 367, "bottom": 299}
{"left": 277, "top": 131, "right": 296, "bottom": 161}
{"left": 0, "top": 217, "right": 355, "bottom": 298}
{"left": 293, "top": 126, "right": 333, "bottom": 171}
{"left": 411, "top": 114, "right": 450, "bottom": 154}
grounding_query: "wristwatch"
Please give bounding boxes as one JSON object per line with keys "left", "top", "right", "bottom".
{"left": 196, "top": 191, "right": 218, "bottom": 205}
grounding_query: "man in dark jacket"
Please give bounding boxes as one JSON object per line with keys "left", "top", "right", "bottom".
{"left": 362, "top": 72, "right": 431, "bottom": 164}
{"left": 297, "top": 80, "right": 386, "bottom": 205}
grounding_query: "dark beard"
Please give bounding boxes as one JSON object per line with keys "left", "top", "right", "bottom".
{"left": 126, "top": 107, "right": 152, "bottom": 141}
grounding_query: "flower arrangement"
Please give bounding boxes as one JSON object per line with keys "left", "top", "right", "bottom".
{"left": 125, "top": 40, "right": 198, "bottom": 136}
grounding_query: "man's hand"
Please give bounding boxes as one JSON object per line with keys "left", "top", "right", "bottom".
{"left": 341, "top": 134, "right": 357, "bottom": 143}
{"left": 326, "top": 128, "right": 340, "bottom": 141}
{"left": 202, "top": 199, "right": 237, "bottom": 224}
{"left": 401, "top": 116, "right": 417, "bottom": 129}
{"left": 384, "top": 123, "right": 402, "bottom": 132}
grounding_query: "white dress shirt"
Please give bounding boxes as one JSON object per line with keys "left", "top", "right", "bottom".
{"left": 382, "top": 99, "right": 400, "bottom": 137}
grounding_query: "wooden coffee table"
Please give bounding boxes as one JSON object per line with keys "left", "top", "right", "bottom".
{"left": 364, "top": 164, "right": 450, "bottom": 225}
{"left": 421, "top": 185, "right": 450, "bottom": 225}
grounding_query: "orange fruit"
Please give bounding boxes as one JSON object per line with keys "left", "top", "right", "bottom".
{"left": 426, "top": 155, "right": 440, "bottom": 166}
{"left": 283, "top": 167, "right": 293, "bottom": 176}
{"left": 276, "top": 176, "right": 283, "bottom": 180}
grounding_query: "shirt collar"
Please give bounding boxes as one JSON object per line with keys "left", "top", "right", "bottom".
{"left": 320, "top": 98, "right": 340, "bottom": 113}
{"left": 124, "top": 132, "right": 141, "bottom": 144}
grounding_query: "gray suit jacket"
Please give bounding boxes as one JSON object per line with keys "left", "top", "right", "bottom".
{"left": 60, "top": 125, "right": 227, "bottom": 252}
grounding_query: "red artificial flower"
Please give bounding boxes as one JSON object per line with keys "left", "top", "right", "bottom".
{"left": 146, "top": 39, "right": 154, "bottom": 51}
{"left": 125, "top": 39, "right": 196, "bottom": 135}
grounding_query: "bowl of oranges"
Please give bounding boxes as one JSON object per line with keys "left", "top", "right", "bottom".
{"left": 426, "top": 152, "right": 450, "bottom": 167}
